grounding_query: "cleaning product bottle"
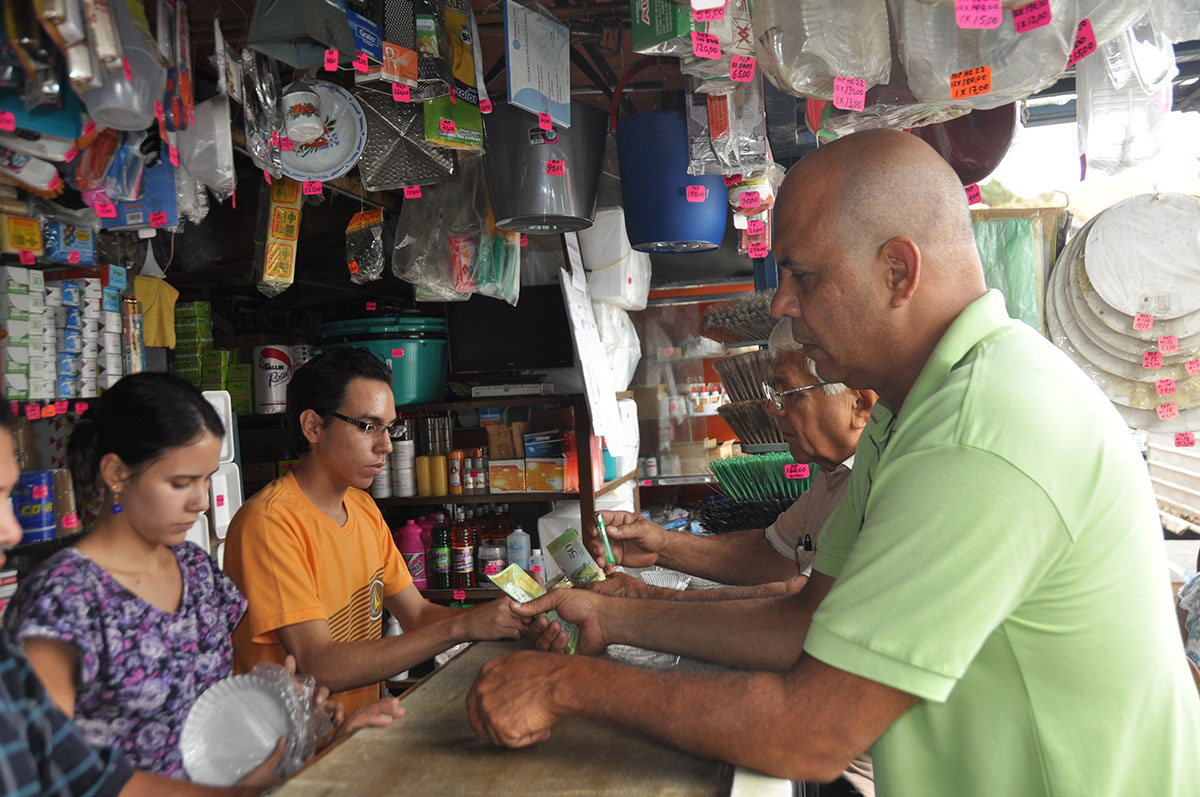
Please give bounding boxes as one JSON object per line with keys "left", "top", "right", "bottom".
{"left": 396, "top": 519, "right": 428, "bottom": 589}
{"left": 431, "top": 515, "right": 452, "bottom": 589}
{"left": 530, "top": 548, "right": 546, "bottom": 583}
{"left": 506, "top": 523, "right": 531, "bottom": 570}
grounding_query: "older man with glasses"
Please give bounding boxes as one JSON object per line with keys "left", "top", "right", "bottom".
{"left": 580, "top": 320, "right": 877, "bottom": 608}
{"left": 225, "top": 348, "right": 523, "bottom": 715}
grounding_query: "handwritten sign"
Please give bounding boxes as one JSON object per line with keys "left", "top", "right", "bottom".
{"left": 730, "top": 55, "right": 756, "bottom": 83}
{"left": 1158, "top": 335, "right": 1179, "bottom": 355}
{"left": 392, "top": 348, "right": 405, "bottom": 358}
{"left": 480, "top": 99, "right": 493, "bottom": 113}
{"left": 723, "top": 173, "right": 742, "bottom": 187}
{"left": 955, "top": 0, "right": 1002, "bottom": 29}
{"left": 832, "top": 76, "right": 867, "bottom": 111}
{"left": 1156, "top": 379, "right": 1177, "bottom": 396}
{"left": 546, "top": 159, "right": 566, "bottom": 176}
{"left": 739, "top": 190, "right": 761, "bottom": 209}
{"left": 302, "top": 180, "right": 323, "bottom": 195}
{"left": 453, "top": 590, "right": 466, "bottom": 600}
{"left": 747, "top": 219, "right": 765, "bottom": 235}
{"left": 439, "top": 119, "right": 456, "bottom": 135}
{"left": 75, "top": 401, "right": 89, "bottom": 414}
{"left": 392, "top": 83, "right": 410, "bottom": 102}
{"left": 353, "top": 52, "right": 369, "bottom": 73}
{"left": 96, "top": 202, "right": 117, "bottom": 218}
{"left": 538, "top": 112, "right": 552, "bottom": 131}
{"left": 693, "top": 4, "right": 725, "bottom": 21}
{"left": 1012, "top": 0, "right": 1052, "bottom": 33}
{"left": 18, "top": 250, "right": 34, "bottom": 265}
{"left": 950, "top": 65, "right": 993, "bottom": 100}
{"left": 40, "top": 403, "right": 56, "bottom": 418}
{"left": 324, "top": 49, "right": 339, "bottom": 71}
{"left": 1067, "top": 19, "right": 1097, "bottom": 66}
{"left": 520, "top": 234, "right": 528, "bottom": 247}
{"left": 62, "top": 512, "right": 78, "bottom": 529}
{"left": 149, "top": 211, "right": 168, "bottom": 227}
{"left": 1143, "top": 351, "right": 1163, "bottom": 370}
{"left": 403, "top": 186, "right": 422, "bottom": 199}
{"left": 1176, "top": 432, "right": 1196, "bottom": 447}
{"left": 1157, "top": 402, "right": 1180, "bottom": 421}
{"left": 748, "top": 242, "right": 769, "bottom": 258}
{"left": 1188, "top": 359, "right": 1200, "bottom": 376}
{"left": 54, "top": 401, "right": 68, "bottom": 415}
{"left": 784, "top": 463, "right": 810, "bottom": 479}
{"left": 1132, "top": 313, "right": 1154, "bottom": 331}
{"left": 966, "top": 184, "right": 982, "bottom": 204}
{"left": 0, "top": 111, "right": 14, "bottom": 132}
{"left": 685, "top": 185, "right": 706, "bottom": 202}
{"left": 690, "top": 31, "right": 721, "bottom": 60}
{"left": 25, "top": 404, "right": 41, "bottom": 420}
{"left": 348, "top": 260, "right": 359, "bottom": 275}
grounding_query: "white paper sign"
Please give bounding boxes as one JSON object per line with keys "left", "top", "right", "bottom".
{"left": 505, "top": 0, "right": 571, "bottom": 127}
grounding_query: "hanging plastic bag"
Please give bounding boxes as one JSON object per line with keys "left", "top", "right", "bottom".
{"left": 592, "top": 301, "right": 642, "bottom": 392}
{"left": 422, "top": 0, "right": 483, "bottom": 150}
{"left": 346, "top": 208, "right": 386, "bottom": 284}
{"left": 476, "top": 199, "right": 521, "bottom": 306}
{"left": 391, "top": 182, "right": 470, "bottom": 302}
{"left": 680, "top": 0, "right": 756, "bottom": 94}
{"left": 685, "top": 74, "right": 768, "bottom": 176}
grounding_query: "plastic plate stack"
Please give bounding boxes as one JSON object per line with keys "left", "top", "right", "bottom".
{"left": 1046, "top": 193, "right": 1200, "bottom": 433}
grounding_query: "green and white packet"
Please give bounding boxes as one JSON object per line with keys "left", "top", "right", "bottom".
{"left": 488, "top": 564, "right": 581, "bottom": 654}
{"left": 547, "top": 527, "right": 607, "bottom": 585}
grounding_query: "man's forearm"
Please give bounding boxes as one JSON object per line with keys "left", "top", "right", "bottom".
{"left": 658, "top": 529, "right": 800, "bottom": 586}
{"left": 652, "top": 575, "right": 807, "bottom": 602}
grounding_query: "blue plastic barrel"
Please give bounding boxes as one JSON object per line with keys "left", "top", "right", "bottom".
{"left": 616, "top": 110, "right": 727, "bottom": 253}
{"left": 13, "top": 471, "right": 55, "bottom": 542}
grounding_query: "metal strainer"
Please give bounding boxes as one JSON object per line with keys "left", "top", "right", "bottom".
{"left": 352, "top": 86, "right": 457, "bottom": 191}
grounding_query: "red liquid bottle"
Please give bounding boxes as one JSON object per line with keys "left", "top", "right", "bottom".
{"left": 451, "top": 506, "right": 475, "bottom": 588}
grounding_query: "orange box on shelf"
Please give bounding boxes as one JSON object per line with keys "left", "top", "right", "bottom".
{"left": 488, "top": 459, "right": 526, "bottom": 493}
{"left": 526, "top": 457, "right": 569, "bottom": 493}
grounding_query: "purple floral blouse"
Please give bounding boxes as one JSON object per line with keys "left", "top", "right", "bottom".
{"left": 3, "top": 542, "right": 247, "bottom": 777}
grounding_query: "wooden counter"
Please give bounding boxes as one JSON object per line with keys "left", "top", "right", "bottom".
{"left": 276, "top": 640, "right": 738, "bottom": 795}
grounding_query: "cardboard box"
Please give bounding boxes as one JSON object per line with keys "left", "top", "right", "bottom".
{"left": 43, "top": 223, "right": 94, "bottom": 265}
{"left": 632, "top": 384, "right": 667, "bottom": 420}
{"left": 526, "top": 457, "right": 570, "bottom": 493}
{"left": 488, "top": 459, "right": 527, "bottom": 493}
{"left": 0, "top": 293, "right": 31, "bottom": 320}
{"left": 3, "top": 343, "right": 30, "bottom": 374}
{"left": 101, "top": 310, "right": 122, "bottom": 331}
{"left": 0, "top": 215, "right": 42, "bottom": 256}
{"left": 57, "top": 329, "right": 83, "bottom": 354}
{"left": 43, "top": 285, "right": 62, "bottom": 308}
{"left": 56, "top": 353, "right": 80, "bottom": 377}
{"left": 175, "top": 301, "right": 211, "bottom": 319}
{"left": 80, "top": 337, "right": 98, "bottom": 358}
{"left": 99, "top": 352, "right": 123, "bottom": 375}
{"left": 1, "top": 373, "right": 29, "bottom": 399}
{"left": 54, "top": 306, "right": 83, "bottom": 330}
{"left": 27, "top": 314, "right": 43, "bottom": 335}
{"left": 57, "top": 281, "right": 81, "bottom": 307}
{"left": 47, "top": 265, "right": 125, "bottom": 289}
{"left": 27, "top": 291, "right": 43, "bottom": 312}
{"left": 30, "top": 377, "right": 54, "bottom": 400}
{"left": 55, "top": 376, "right": 77, "bottom": 399}
{"left": 28, "top": 357, "right": 48, "bottom": 378}
{"left": 524, "top": 430, "right": 565, "bottom": 457}
{"left": 26, "top": 269, "right": 43, "bottom": 291}
{"left": 0, "top": 266, "right": 29, "bottom": 294}
{"left": 485, "top": 421, "right": 531, "bottom": 460}
{"left": 4, "top": 320, "right": 31, "bottom": 345}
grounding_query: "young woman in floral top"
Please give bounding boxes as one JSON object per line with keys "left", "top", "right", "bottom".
{"left": 5, "top": 373, "right": 400, "bottom": 779}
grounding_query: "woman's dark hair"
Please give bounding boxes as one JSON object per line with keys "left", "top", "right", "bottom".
{"left": 0, "top": 400, "right": 10, "bottom": 433}
{"left": 286, "top": 347, "right": 393, "bottom": 454}
{"left": 68, "top": 373, "right": 225, "bottom": 499}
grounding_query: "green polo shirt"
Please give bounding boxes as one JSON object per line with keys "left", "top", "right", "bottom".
{"left": 806, "top": 291, "right": 1200, "bottom": 796}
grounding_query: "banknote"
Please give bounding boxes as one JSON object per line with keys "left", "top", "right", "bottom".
{"left": 546, "top": 527, "right": 607, "bottom": 585}
{"left": 488, "top": 563, "right": 581, "bottom": 654}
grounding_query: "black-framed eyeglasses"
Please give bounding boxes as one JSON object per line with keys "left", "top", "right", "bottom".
{"left": 761, "top": 380, "right": 829, "bottom": 411}
{"left": 328, "top": 412, "right": 406, "bottom": 440}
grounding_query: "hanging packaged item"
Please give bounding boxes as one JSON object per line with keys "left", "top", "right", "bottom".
{"left": 422, "top": 0, "right": 484, "bottom": 150}
{"left": 679, "top": 0, "right": 755, "bottom": 94}
{"left": 414, "top": 0, "right": 452, "bottom": 100}
{"left": 684, "top": 74, "right": 768, "bottom": 176}
{"left": 475, "top": 199, "right": 521, "bottom": 307}
{"left": 254, "top": 178, "right": 304, "bottom": 297}
{"left": 577, "top": 207, "right": 650, "bottom": 311}
{"left": 503, "top": 0, "right": 570, "bottom": 127}
{"left": 631, "top": 0, "right": 699, "bottom": 56}
{"left": 345, "top": 208, "right": 386, "bottom": 285}
{"left": 391, "top": 181, "right": 470, "bottom": 302}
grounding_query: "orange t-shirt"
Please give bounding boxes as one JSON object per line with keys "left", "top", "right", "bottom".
{"left": 224, "top": 472, "right": 412, "bottom": 714}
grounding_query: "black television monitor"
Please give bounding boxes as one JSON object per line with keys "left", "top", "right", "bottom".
{"left": 445, "top": 284, "right": 575, "bottom": 374}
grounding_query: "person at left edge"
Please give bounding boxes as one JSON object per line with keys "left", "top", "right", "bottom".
{"left": 225, "top": 348, "right": 524, "bottom": 715}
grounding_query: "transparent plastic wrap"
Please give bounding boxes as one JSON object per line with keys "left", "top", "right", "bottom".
{"left": 476, "top": 200, "right": 521, "bottom": 307}
{"left": 346, "top": 208, "right": 386, "bottom": 285}
{"left": 241, "top": 49, "right": 283, "bottom": 179}
{"left": 578, "top": 207, "right": 651, "bottom": 311}
{"left": 972, "top": 218, "right": 1040, "bottom": 329}
{"left": 894, "top": 0, "right": 1076, "bottom": 109}
{"left": 1150, "top": 0, "right": 1200, "bottom": 43}
{"left": 631, "top": 0, "right": 699, "bottom": 57}
{"left": 754, "top": 0, "right": 891, "bottom": 100}
{"left": 178, "top": 93, "right": 236, "bottom": 200}
{"left": 593, "top": 301, "right": 642, "bottom": 392}
{"left": 175, "top": 166, "right": 210, "bottom": 226}
{"left": 1077, "top": 13, "right": 1176, "bottom": 176}
{"left": 103, "top": 132, "right": 150, "bottom": 202}
{"left": 254, "top": 178, "right": 303, "bottom": 298}
{"left": 247, "top": 662, "right": 334, "bottom": 780}
{"left": 1077, "top": 0, "right": 1152, "bottom": 45}
{"left": 391, "top": 182, "right": 470, "bottom": 302}
{"left": 685, "top": 74, "right": 769, "bottom": 176}
{"left": 680, "top": 0, "right": 756, "bottom": 94}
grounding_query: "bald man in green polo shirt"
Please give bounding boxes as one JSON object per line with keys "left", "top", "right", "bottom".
{"left": 466, "top": 129, "right": 1200, "bottom": 795}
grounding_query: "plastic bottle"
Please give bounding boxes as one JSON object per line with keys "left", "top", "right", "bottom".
{"left": 431, "top": 517, "right": 452, "bottom": 589}
{"left": 529, "top": 548, "right": 546, "bottom": 584}
{"left": 416, "top": 515, "right": 435, "bottom": 552}
{"left": 451, "top": 507, "right": 475, "bottom": 588}
{"left": 396, "top": 519, "right": 428, "bottom": 589}
{"left": 506, "top": 524, "right": 531, "bottom": 570}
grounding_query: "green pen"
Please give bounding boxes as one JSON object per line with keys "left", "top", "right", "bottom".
{"left": 594, "top": 512, "right": 616, "bottom": 566}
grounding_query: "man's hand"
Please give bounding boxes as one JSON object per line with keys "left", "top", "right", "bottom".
{"left": 514, "top": 588, "right": 609, "bottom": 655}
{"left": 466, "top": 651, "right": 572, "bottom": 747}
{"left": 585, "top": 571, "right": 654, "bottom": 600}
{"left": 461, "top": 596, "right": 525, "bottom": 641}
{"left": 333, "top": 697, "right": 406, "bottom": 742}
{"left": 587, "top": 511, "right": 668, "bottom": 572}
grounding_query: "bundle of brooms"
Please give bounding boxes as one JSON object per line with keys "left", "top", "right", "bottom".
{"left": 701, "top": 292, "right": 777, "bottom": 345}
{"left": 700, "top": 455, "right": 819, "bottom": 534}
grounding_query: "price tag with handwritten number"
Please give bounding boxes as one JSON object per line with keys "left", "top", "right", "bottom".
{"left": 966, "top": 184, "right": 982, "bottom": 204}
{"left": 393, "top": 84, "right": 411, "bottom": 102}
{"left": 404, "top": 186, "right": 422, "bottom": 199}
{"left": 955, "top": 0, "right": 1002, "bottom": 29}
{"left": 685, "top": 186, "right": 706, "bottom": 202}
{"left": 18, "top": 250, "right": 34, "bottom": 265}
{"left": 1143, "top": 351, "right": 1163, "bottom": 370}
{"left": 480, "top": 99, "right": 493, "bottom": 113}
{"left": 1012, "top": 0, "right": 1052, "bottom": 33}
{"left": 1176, "top": 433, "right": 1195, "bottom": 448}
{"left": 439, "top": 119, "right": 456, "bottom": 135}
{"left": 950, "top": 66, "right": 993, "bottom": 100}
{"left": 1067, "top": 19, "right": 1097, "bottom": 66}
{"left": 0, "top": 111, "right": 14, "bottom": 132}
{"left": 784, "top": 463, "right": 810, "bottom": 479}
{"left": 324, "top": 49, "right": 339, "bottom": 71}
{"left": 546, "top": 159, "right": 566, "bottom": 176}
{"left": 748, "top": 242, "right": 769, "bottom": 258}
{"left": 1157, "top": 402, "right": 1180, "bottom": 421}
{"left": 1156, "top": 379, "right": 1177, "bottom": 396}
{"left": 96, "top": 202, "right": 117, "bottom": 219}
{"left": 730, "top": 56, "right": 755, "bottom": 83}
{"left": 1188, "top": 360, "right": 1200, "bottom": 377}
{"left": 302, "top": 180, "right": 323, "bottom": 195}
{"left": 25, "top": 404, "right": 41, "bottom": 421}
{"left": 54, "top": 400, "right": 68, "bottom": 415}
{"left": 149, "top": 211, "right": 168, "bottom": 228}
{"left": 832, "top": 76, "right": 867, "bottom": 111}
{"left": 353, "top": 52, "right": 369, "bottom": 73}
{"left": 1132, "top": 313, "right": 1154, "bottom": 331}
{"left": 739, "top": 191, "right": 761, "bottom": 209}
{"left": 538, "top": 113, "right": 552, "bottom": 131}
{"left": 453, "top": 590, "right": 466, "bottom": 601}
{"left": 748, "top": 219, "right": 765, "bottom": 235}
{"left": 1159, "top": 335, "right": 1179, "bottom": 355}
{"left": 691, "top": 31, "right": 721, "bottom": 59}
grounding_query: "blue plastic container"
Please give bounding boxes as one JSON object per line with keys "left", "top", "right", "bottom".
{"left": 616, "top": 110, "right": 727, "bottom": 253}
{"left": 13, "top": 471, "right": 55, "bottom": 542}
{"left": 314, "top": 316, "right": 448, "bottom": 406}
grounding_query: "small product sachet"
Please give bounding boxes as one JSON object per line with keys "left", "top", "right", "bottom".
{"left": 488, "top": 563, "right": 581, "bottom": 654}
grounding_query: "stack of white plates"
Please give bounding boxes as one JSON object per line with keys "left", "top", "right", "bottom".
{"left": 1047, "top": 193, "right": 1200, "bottom": 433}
{"left": 180, "top": 673, "right": 295, "bottom": 786}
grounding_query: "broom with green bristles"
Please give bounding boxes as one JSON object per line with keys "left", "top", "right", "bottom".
{"left": 701, "top": 454, "right": 818, "bottom": 533}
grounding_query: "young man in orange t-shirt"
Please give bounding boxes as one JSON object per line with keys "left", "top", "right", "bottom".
{"left": 225, "top": 349, "right": 523, "bottom": 713}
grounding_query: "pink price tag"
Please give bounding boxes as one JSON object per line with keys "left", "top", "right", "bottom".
{"left": 439, "top": 119, "right": 456, "bottom": 135}
{"left": 832, "top": 76, "right": 867, "bottom": 111}
{"left": 0, "top": 111, "right": 16, "bottom": 132}
{"left": 1157, "top": 402, "right": 1180, "bottom": 421}
{"left": 1067, "top": 19, "right": 1097, "bottom": 66}
{"left": 31, "top": 485, "right": 49, "bottom": 500}
{"left": 279, "top": 137, "right": 295, "bottom": 151}
{"left": 546, "top": 159, "right": 566, "bottom": 176}
{"left": 729, "top": 55, "right": 756, "bottom": 83}
{"left": 63, "top": 145, "right": 77, "bottom": 163}
{"left": 955, "top": 0, "right": 1003, "bottom": 29}
{"left": 366, "top": 301, "right": 377, "bottom": 311}
{"left": 966, "top": 184, "right": 982, "bottom": 204}
{"left": 40, "top": 404, "right": 56, "bottom": 418}
{"left": 784, "top": 463, "right": 810, "bottom": 479}
{"left": 692, "top": 4, "right": 725, "bottom": 22}
{"left": 18, "top": 250, "right": 34, "bottom": 265}
{"left": 391, "top": 348, "right": 405, "bottom": 358}
{"left": 270, "top": 130, "right": 280, "bottom": 148}
{"left": 520, "top": 234, "right": 528, "bottom": 247}
{"left": 25, "top": 404, "right": 41, "bottom": 421}
{"left": 449, "top": 91, "right": 456, "bottom": 105}
{"left": 748, "top": 242, "right": 769, "bottom": 258}
{"left": 68, "top": 251, "right": 81, "bottom": 264}
{"left": 324, "top": 49, "right": 339, "bottom": 71}
{"left": 263, "top": 170, "right": 273, "bottom": 185}
{"left": 486, "top": 562, "right": 500, "bottom": 576}
{"left": 154, "top": 100, "right": 164, "bottom": 122}
{"left": 747, "top": 219, "right": 765, "bottom": 235}
{"left": 403, "top": 185, "right": 422, "bottom": 199}
{"left": 1188, "top": 360, "right": 1200, "bottom": 376}
{"left": 75, "top": 401, "right": 89, "bottom": 414}
{"left": 531, "top": 565, "right": 542, "bottom": 574}
{"left": 642, "top": 479, "right": 652, "bottom": 487}
{"left": 149, "top": 211, "right": 168, "bottom": 228}
{"left": 1132, "top": 313, "right": 1154, "bottom": 331}
{"left": 353, "top": 52, "right": 369, "bottom": 73}
{"left": 122, "top": 57, "right": 132, "bottom": 82}
{"left": 685, "top": 185, "right": 706, "bottom": 202}
{"left": 53, "top": 400, "right": 68, "bottom": 414}
{"left": 538, "top": 112, "right": 552, "bottom": 131}
{"left": 1176, "top": 432, "right": 1196, "bottom": 447}
{"left": 453, "top": 590, "right": 466, "bottom": 600}
{"left": 392, "top": 83, "right": 411, "bottom": 102}
{"left": 216, "top": 494, "right": 226, "bottom": 507}
{"left": 168, "top": 144, "right": 179, "bottom": 167}
{"left": 62, "top": 512, "right": 79, "bottom": 529}
{"left": 1156, "top": 379, "right": 1177, "bottom": 396}
{"left": 1159, "top": 335, "right": 1179, "bottom": 355}
{"left": 347, "top": 260, "right": 359, "bottom": 275}
{"left": 1143, "top": 351, "right": 1163, "bottom": 370}
{"left": 723, "top": 173, "right": 743, "bottom": 187}
{"left": 48, "top": 173, "right": 61, "bottom": 191}
{"left": 480, "top": 99, "right": 494, "bottom": 113}
{"left": 95, "top": 202, "right": 117, "bottom": 218}
{"left": 690, "top": 31, "right": 721, "bottom": 59}
{"left": 739, "top": 190, "right": 761, "bottom": 209}
{"left": 83, "top": 120, "right": 96, "bottom": 137}
{"left": 1012, "top": 0, "right": 1052, "bottom": 33}
{"left": 302, "top": 180, "right": 323, "bottom": 195}
{"left": 7, "top": 402, "right": 16, "bottom": 419}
